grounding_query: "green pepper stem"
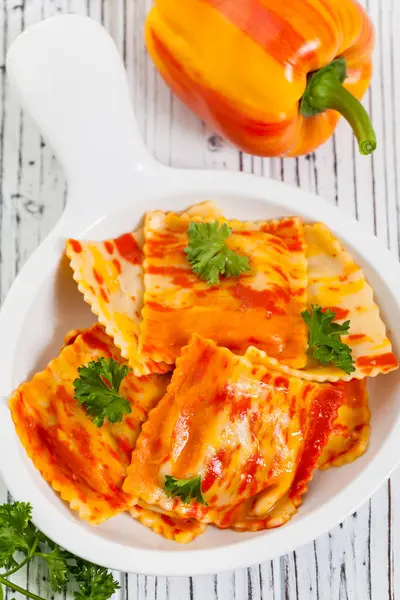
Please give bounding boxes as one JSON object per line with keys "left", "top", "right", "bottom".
{"left": 300, "top": 58, "right": 376, "bottom": 155}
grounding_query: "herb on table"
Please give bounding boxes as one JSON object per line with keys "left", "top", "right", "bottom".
{"left": 73, "top": 357, "right": 132, "bottom": 427}
{"left": 71, "top": 560, "right": 120, "bottom": 600}
{"left": 0, "top": 501, "right": 120, "bottom": 600}
{"left": 184, "top": 221, "right": 250, "bottom": 285}
{"left": 164, "top": 475, "right": 207, "bottom": 505}
{"left": 301, "top": 305, "right": 355, "bottom": 374}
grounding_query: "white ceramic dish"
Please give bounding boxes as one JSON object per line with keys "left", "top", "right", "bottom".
{"left": 1, "top": 15, "right": 400, "bottom": 577}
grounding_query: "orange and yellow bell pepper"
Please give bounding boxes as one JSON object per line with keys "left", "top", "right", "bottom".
{"left": 145, "top": 0, "right": 376, "bottom": 157}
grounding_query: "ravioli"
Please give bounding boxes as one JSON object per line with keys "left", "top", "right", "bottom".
{"left": 9, "top": 324, "right": 169, "bottom": 525}
{"left": 130, "top": 501, "right": 207, "bottom": 544}
{"left": 66, "top": 229, "right": 169, "bottom": 377}
{"left": 124, "top": 335, "right": 344, "bottom": 529}
{"left": 66, "top": 202, "right": 222, "bottom": 376}
{"left": 245, "top": 224, "right": 398, "bottom": 382}
{"left": 245, "top": 346, "right": 370, "bottom": 471}
{"left": 304, "top": 223, "right": 397, "bottom": 380}
{"left": 139, "top": 214, "right": 308, "bottom": 368}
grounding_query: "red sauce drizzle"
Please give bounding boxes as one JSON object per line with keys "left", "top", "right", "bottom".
{"left": 284, "top": 238, "right": 304, "bottom": 252}
{"left": 146, "top": 301, "right": 174, "bottom": 313}
{"left": 34, "top": 424, "right": 98, "bottom": 490}
{"left": 100, "top": 288, "right": 109, "bottom": 303}
{"left": 93, "top": 269, "right": 104, "bottom": 285}
{"left": 112, "top": 258, "right": 122, "bottom": 274}
{"left": 171, "top": 274, "right": 194, "bottom": 288}
{"left": 356, "top": 352, "right": 398, "bottom": 369}
{"left": 195, "top": 290, "right": 208, "bottom": 298}
{"left": 147, "top": 265, "right": 191, "bottom": 276}
{"left": 161, "top": 515, "right": 176, "bottom": 528}
{"left": 81, "top": 331, "right": 112, "bottom": 355}
{"left": 322, "top": 306, "right": 350, "bottom": 320}
{"left": 273, "top": 264, "right": 290, "bottom": 283}
{"left": 290, "top": 387, "right": 343, "bottom": 500}
{"left": 69, "top": 239, "right": 82, "bottom": 253}
{"left": 202, "top": 449, "right": 227, "bottom": 493}
{"left": 232, "top": 230, "right": 253, "bottom": 237}
{"left": 114, "top": 233, "right": 142, "bottom": 265}
{"left": 234, "top": 283, "right": 289, "bottom": 314}
{"left": 291, "top": 287, "right": 306, "bottom": 297}
{"left": 57, "top": 385, "right": 75, "bottom": 416}
{"left": 289, "top": 395, "right": 296, "bottom": 419}
{"left": 347, "top": 334, "right": 366, "bottom": 341}
{"left": 115, "top": 436, "right": 133, "bottom": 458}
{"left": 104, "top": 241, "right": 114, "bottom": 254}
{"left": 212, "top": 384, "right": 235, "bottom": 412}
{"left": 230, "top": 395, "right": 251, "bottom": 422}
{"left": 238, "top": 453, "right": 262, "bottom": 496}
{"left": 275, "top": 376, "right": 289, "bottom": 394}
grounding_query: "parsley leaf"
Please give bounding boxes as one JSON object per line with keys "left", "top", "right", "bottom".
{"left": 0, "top": 502, "right": 36, "bottom": 570}
{"left": 38, "top": 545, "right": 72, "bottom": 592}
{"left": 72, "top": 561, "right": 120, "bottom": 600}
{"left": 0, "top": 501, "right": 120, "bottom": 600}
{"left": 164, "top": 475, "right": 207, "bottom": 505}
{"left": 184, "top": 221, "right": 250, "bottom": 285}
{"left": 302, "top": 305, "right": 355, "bottom": 374}
{"left": 73, "top": 357, "right": 132, "bottom": 427}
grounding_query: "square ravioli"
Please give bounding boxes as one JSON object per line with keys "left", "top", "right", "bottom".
{"left": 124, "top": 335, "right": 350, "bottom": 529}
{"left": 247, "top": 223, "right": 398, "bottom": 382}
{"left": 245, "top": 346, "right": 371, "bottom": 470}
{"left": 139, "top": 214, "right": 308, "bottom": 368}
{"left": 305, "top": 223, "right": 398, "bottom": 378}
{"left": 9, "top": 324, "right": 169, "bottom": 525}
{"left": 66, "top": 202, "right": 222, "bottom": 376}
{"left": 66, "top": 230, "right": 170, "bottom": 377}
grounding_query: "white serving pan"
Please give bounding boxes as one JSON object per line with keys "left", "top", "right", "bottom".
{"left": 1, "top": 14, "right": 400, "bottom": 577}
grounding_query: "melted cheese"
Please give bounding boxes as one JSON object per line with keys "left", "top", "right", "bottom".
{"left": 130, "top": 501, "right": 207, "bottom": 543}
{"left": 9, "top": 324, "right": 169, "bottom": 525}
{"left": 139, "top": 215, "right": 308, "bottom": 368}
{"left": 124, "top": 335, "right": 343, "bottom": 529}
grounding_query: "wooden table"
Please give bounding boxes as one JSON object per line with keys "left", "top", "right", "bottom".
{"left": 0, "top": 0, "right": 398, "bottom": 598}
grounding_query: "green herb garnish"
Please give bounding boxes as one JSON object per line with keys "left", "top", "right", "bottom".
{"left": 164, "top": 475, "right": 207, "bottom": 505}
{"left": 73, "top": 357, "right": 132, "bottom": 427}
{"left": 0, "top": 501, "right": 120, "bottom": 600}
{"left": 302, "top": 305, "right": 355, "bottom": 374}
{"left": 184, "top": 221, "right": 250, "bottom": 285}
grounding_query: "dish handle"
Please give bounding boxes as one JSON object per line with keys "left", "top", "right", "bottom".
{"left": 6, "top": 14, "right": 160, "bottom": 218}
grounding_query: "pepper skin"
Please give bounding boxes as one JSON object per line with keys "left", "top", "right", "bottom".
{"left": 145, "top": 0, "right": 376, "bottom": 157}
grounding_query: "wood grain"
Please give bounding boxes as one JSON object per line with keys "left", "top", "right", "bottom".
{"left": 0, "top": 0, "right": 398, "bottom": 598}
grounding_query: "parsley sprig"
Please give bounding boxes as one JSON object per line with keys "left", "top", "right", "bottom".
{"left": 184, "top": 221, "right": 250, "bottom": 285}
{"left": 302, "top": 305, "right": 355, "bottom": 374}
{"left": 73, "top": 357, "right": 132, "bottom": 427}
{"left": 0, "top": 501, "right": 120, "bottom": 600}
{"left": 164, "top": 475, "right": 207, "bottom": 505}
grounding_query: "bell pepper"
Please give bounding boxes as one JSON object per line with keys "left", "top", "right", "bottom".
{"left": 145, "top": 0, "right": 376, "bottom": 157}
